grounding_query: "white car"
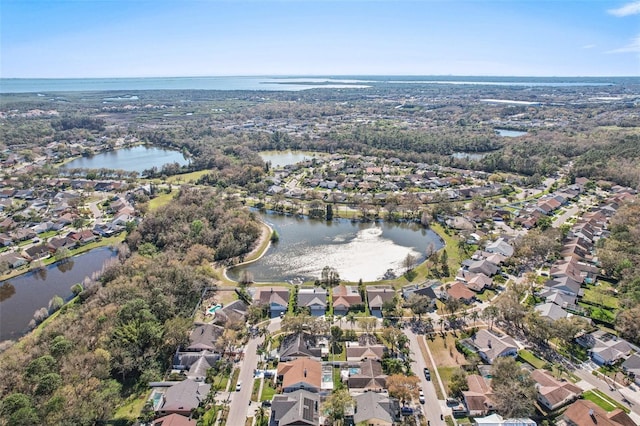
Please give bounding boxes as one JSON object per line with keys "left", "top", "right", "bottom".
{"left": 419, "top": 389, "right": 425, "bottom": 404}
{"left": 236, "top": 381, "right": 242, "bottom": 391}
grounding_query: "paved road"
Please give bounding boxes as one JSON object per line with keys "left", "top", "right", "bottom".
{"left": 572, "top": 365, "right": 640, "bottom": 420}
{"left": 405, "top": 327, "right": 446, "bottom": 426}
{"left": 552, "top": 204, "right": 579, "bottom": 228}
{"left": 226, "top": 318, "right": 281, "bottom": 426}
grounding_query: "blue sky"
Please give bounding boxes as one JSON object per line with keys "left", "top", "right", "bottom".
{"left": 1, "top": 0, "right": 639, "bottom": 78}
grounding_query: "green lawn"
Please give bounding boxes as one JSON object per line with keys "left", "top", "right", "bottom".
{"left": 476, "top": 289, "right": 497, "bottom": 302}
{"left": 261, "top": 378, "right": 277, "bottom": 402}
{"left": 327, "top": 343, "right": 346, "bottom": 362}
{"left": 148, "top": 189, "right": 178, "bottom": 211}
{"left": 112, "top": 391, "right": 150, "bottom": 422}
{"left": 582, "top": 390, "right": 630, "bottom": 413}
{"left": 518, "top": 349, "right": 547, "bottom": 369}
{"left": 251, "top": 378, "right": 261, "bottom": 402}
{"left": 437, "top": 366, "right": 458, "bottom": 394}
{"left": 582, "top": 286, "right": 619, "bottom": 310}
{"left": 229, "top": 367, "right": 241, "bottom": 392}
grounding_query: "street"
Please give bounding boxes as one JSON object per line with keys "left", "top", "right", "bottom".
{"left": 405, "top": 326, "right": 446, "bottom": 426}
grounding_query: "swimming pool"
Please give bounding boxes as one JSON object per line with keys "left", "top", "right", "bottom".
{"left": 349, "top": 367, "right": 361, "bottom": 375}
{"left": 207, "top": 304, "right": 222, "bottom": 315}
{"left": 150, "top": 391, "right": 164, "bottom": 410}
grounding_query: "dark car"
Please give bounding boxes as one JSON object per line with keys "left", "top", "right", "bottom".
{"left": 423, "top": 367, "right": 431, "bottom": 380}
{"left": 261, "top": 400, "right": 272, "bottom": 407}
{"left": 401, "top": 406, "right": 414, "bottom": 416}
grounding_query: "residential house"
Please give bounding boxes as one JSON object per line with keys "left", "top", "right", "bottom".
{"left": 24, "top": 244, "right": 50, "bottom": 261}
{"left": 278, "top": 333, "right": 323, "bottom": 361}
{"left": 366, "top": 286, "right": 396, "bottom": 318}
{"left": 346, "top": 359, "right": 388, "bottom": 393}
{"left": 297, "top": 287, "right": 328, "bottom": 317}
{"left": 622, "top": 354, "right": 640, "bottom": 386}
{"left": 152, "top": 414, "right": 196, "bottom": 426}
{"left": 485, "top": 238, "right": 514, "bottom": 257}
{"left": 401, "top": 281, "right": 438, "bottom": 310}
{"left": 531, "top": 369, "right": 581, "bottom": 411}
{"left": 462, "top": 374, "right": 494, "bottom": 417}
{"left": 446, "top": 282, "right": 476, "bottom": 304}
{"left": 544, "top": 276, "right": 582, "bottom": 297}
{"left": 46, "top": 236, "right": 78, "bottom": 253}
{"left": 461, "top": 329, "right": 518, "bottom": 364}
{"left": 155, "top": 379, "right": 210, "bottom": 417}
{"left": 173, "top": 351, "right": 220, "bottom": 382}
{"left": 352, "top": 391, "right": 400, "bottom": 426}
{"left": 270, "top": 389, "right": 320, "bottom": 426}
{"left": 67, "top": 229, "right": 98, "bottom": 245}
{"left": 277, "top": 358, "right": 322, "bottom": 393}
{"left": 561, "top": 399, "right": 635, "bottom": 426}
{"left": 253, "top": 287, "right": 289, "bottom": 318}
{"left": 0, "top": 233, "right": 12, "bottom": 247}
{"left": 579, "top": 331, "right": 632, "bottom": 366}
{"left": 534, "top": 302, "right": 572, "bottom": 322}
{"left": 212, "top": 300, "right": 248, "bottom": 326}
{"left": 474, "top": 414, "right": 536, "bottom": 426}
{"left": 0, "top": 252, "right": 28, "bottom": 269}
{"left": 346, "top": 335, "right": 387, "bottom": 362}
{"left": 466, "top": 259, "right": 499, "bottom": 276}
{"left": 187, "top": 323, "right": 224, "bottom": 352}
{"left": 332, "top": 285, "right": 363, "bottom": 316}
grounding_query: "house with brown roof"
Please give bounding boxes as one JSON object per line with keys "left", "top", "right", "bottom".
{"left": 366, "top": 286, "right": 396, "bottom": 318}
{"left": 346, "top": 359, "right": 388, "bottom": 393}
{"left": 332, "top": 285, "right": 363, "bottom": 316}
{"left": 462, "top": 374, "right": 494, "bottom": 417}
{"left": 561, "top": 399, "right": 635, "bottom": 426}
{"left": 152, "top": 413, "right": 196, "bottom": 426}
{"left": 531, "top": 369, "right": 581, "bottom": 411}
{"left": 277, "top": 358, "right": 322, "bottom": 393}
{"left": 460, "top": 329, "right": 518, "bottom": 364}
{"left": 446, "top": 282, "right": 476, "bottom": 304}
{"left": 253, "top": 286, "right": 289, "bottom": 318}
{"left": 346, "top": 335, "right": 386, "bottom": 362}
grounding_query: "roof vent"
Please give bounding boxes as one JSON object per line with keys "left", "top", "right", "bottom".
{"left": 304, "top": 368, "right": 307, "bottom": 377}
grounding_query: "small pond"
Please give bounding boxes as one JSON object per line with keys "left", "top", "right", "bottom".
{"left": 495, "top": 128, "right": 528, "bottom": 137}
{"left": 228, "top": 212, "right": 443, "bottom": 283}
{"left": 63, "top": 145, "right": 189, "bottom": 173}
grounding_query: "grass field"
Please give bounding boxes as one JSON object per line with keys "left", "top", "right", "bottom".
{"left": 165, "top": 170, "right": 211, "bottom": 184}
{"left": 518, "top": 349, "right": 547, "bottom": 369}
{"left": 582, "top": 285, "right": 619, "bottom": 310}
{"left": 582, "top": 389, "right": 631, "bottom": 413}
{"left": 261, "top": 378, "right": 277, "bottom": 401}
{"left": 148, "top": 189, "right": 178, "bottom": 211}
{"left": 112, "top": 391, "right": 149, "bottom": 422}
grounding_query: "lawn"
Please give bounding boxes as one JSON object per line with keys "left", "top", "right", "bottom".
{"left": 327, "top": 342, "right": 346, "bottom": 362}
{"left": 148, "top": 189, "right": 178, "bottom": 211}
{"left": 437, "top": 366, "right": 459, "bottom": 394}
{"left": 261, "top": 378, "right": 277, "bottom": 402}
{"left": 165, "top": 170, "right": 211, "bottom": 184}
{"left": 112, "top": 391, "right": 150, "bottom": 422}
{"left": 582, "top": 389, "right": 630, "bottom": 413}
{"left": 251, "top": 378, "right": 261, "bottom": 402}
{"left": 426, "top": 332, "right": 468, "bottom": 368}
{"left": 518, "top": 349, "right": 547, "bottom": 369}
{"left": 476, "top": 289, "right": 497, "bottom": 302}
{"left": 582, "top": 285, "right": 619, "bottom": 310}
{"left": 229, "top": 367, "right": 241, "bottom": 392}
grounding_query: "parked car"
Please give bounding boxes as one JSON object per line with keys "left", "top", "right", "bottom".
{"left": 261, "top": 400, "right": 272, "bottom": 407}
{"left": 401, "top": 406, "right": 414, "bottom": 416}
{"left": 236, "top": 381, "right": 242, "bottom": 391}
{"left": 423, "top": 367, "right": 431, "bottom": 380}
{"left": 419, "top": 389, "right": 425, "bottom": 404}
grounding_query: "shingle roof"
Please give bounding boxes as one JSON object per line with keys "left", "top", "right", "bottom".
{"left": 271, "top": 390, "right": 319, "bottom": 426}
{"left": 353, "top": 392, "right": 400, "bottom": 424}
{"left": 277, "top": 358, "right": 322, "bottom": 391}
{"left": 160, "top": 379, "right": 210, "bottom": 413}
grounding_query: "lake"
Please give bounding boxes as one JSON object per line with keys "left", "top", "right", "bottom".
{"left": 452, "top": 152, "right": 489, "bottom": 161}
{"left": 227, "top": 212, "right": 444, "bottom": 283}
{"left": 259, "top": 151, "right": 323, "bottom": 168}
{"left": 495, "top": 128, "right": 528, "bottom": 137}
{"left": 0, "top": 247, "right": 117, "bottom": 343}
{"left": 63, "top": 145, "right": 189, "bottom": 173}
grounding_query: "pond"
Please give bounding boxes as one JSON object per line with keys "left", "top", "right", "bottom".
{"left": 0, "top": 247, "right": 118, "bottom": 343}
{"left": 63, "top": 145, "right": 189, "bottom": 173}
{"left": 227, "top": 212, "right": 444, "bottom": 283}
{"left": 451, "top": 152, "right": 489, "bottom": 161}
{"left": 259, "top": 151, "right": 324, "bottom": 168}
{"left": 495, "top": 128, "right": 528, "bottom": 137}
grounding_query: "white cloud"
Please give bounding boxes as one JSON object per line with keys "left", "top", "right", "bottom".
{"left": 607, "top": 35, "right": 640, "bottom": 53}
{"left": 582, "top": 44, "right": 596, "bottom": 49}
{"left": 608, "top": 1, "right": 640, "bottom": 16}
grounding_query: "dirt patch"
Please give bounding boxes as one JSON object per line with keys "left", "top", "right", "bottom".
{"left": 426, "top": 332, "right": 468, "bottom": 368}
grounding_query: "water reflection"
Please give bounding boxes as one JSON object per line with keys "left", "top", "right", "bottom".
{"left": 56, "top": 259, "right": 75, "bottom": 273}
{"left": 0, "top": 282, "right": 15, "bottom": 302}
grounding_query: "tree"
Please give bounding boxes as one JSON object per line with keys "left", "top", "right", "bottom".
{"left": 482, "top": 306, "right": 499, "bottom": 330}
{"left": 448, "top": 368, "right": 469, "bottom": 397}
{"left": 407, "top": 294, "right": 431, "bottom": 319}
{"left": 54, "top": 247, "right": 72, "bottom": 263}
{"left": 330, "top": 326, "right": 344, "bottom": 355}
{"left": 403, "top": 253, "right": 417, "bottom": 273}
{"left": 381, "top": 327, "right": 404, "bottom": 356}
{"left": 387, "top": 374, "right": 420, "bottom": 405}
{"left": 358, "top": 317, "right": 377, "bottom": 335}
{"left": 490, "top": 357, "right": 536, "bottom": 418}
{"left": 323, "top": 388, "right": 353, "bottom": 426}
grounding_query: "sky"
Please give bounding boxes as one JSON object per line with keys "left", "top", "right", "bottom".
{"left": 1, "top": 0, "right": 639, "bottom": 78}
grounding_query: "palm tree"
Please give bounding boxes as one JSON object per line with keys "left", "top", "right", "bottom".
{"left": 256, "top": 406, "right": 267, "bottom": 426}
{"left": 438, "top": 317, "right": 445, "bottom": 333}
{"left": 471, "top": 310, "right": 479, "bottom": 326}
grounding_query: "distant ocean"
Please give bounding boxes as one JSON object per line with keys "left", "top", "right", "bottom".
{"left": 0, "top": 75, "right": 629, "bottom": 94}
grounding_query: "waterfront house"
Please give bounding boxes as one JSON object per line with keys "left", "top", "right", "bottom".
{"left": 253, "top": 287, "right": 289, "bottom": 318}
{"left": 366, "top": 286, "right": 396, "bottom": 318}
{"left": 332, "top": 284, "right": 363, "bottom": 316}
{"left": 297, "top": 287, "right": 327, "bottom": 317}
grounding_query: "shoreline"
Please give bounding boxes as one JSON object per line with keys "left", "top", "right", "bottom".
{"left": 221, "top": 220, "right": 273, "bottom": 284}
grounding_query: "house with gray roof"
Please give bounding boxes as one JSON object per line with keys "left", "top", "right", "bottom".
{"left": 579, "top": 331, "right": 632, "bottom": 366}
{"left": 212, "top": 299, "right": 248, "bottom": 326}
{"left": 156, "top": 379, "right": 210, "bottom": 417}
{"left": 352, "top": 391, "right": 400, "bottom": 426}
{"left": 366, "top": 286, "right": 396, "bottom": 318}
{"left": 270, "top": 389, "right": 319, "bottom": 426}
{"left": 466, "top": 259, "right": 499, "bottom": 277}
{"left": 485, "top": 238, "right": 514, "bottom": 257}
{"left": 187, "top": 323, "right": 224, "bottom": 352}
{"left": 297, "top": 287, "right": 327, "bottom": 317}
{"left": 278, "top": 333, "right": 323, "bottom": 361}
{"left": 622, "top": 354, "right": 640, "bottom": 386}
{"left": 544, "top": 276, "right": 582, "bottom": 297}
{"left": 461, "top": 329, "right": 518, "bottom": 364}
{"left": 534, "top": 302, "right": 572, "bottom": 322}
